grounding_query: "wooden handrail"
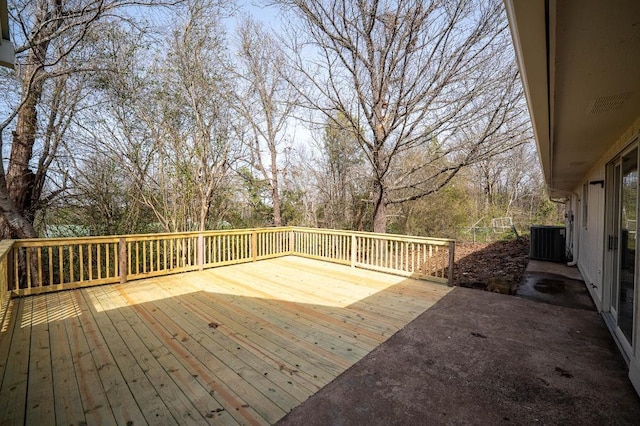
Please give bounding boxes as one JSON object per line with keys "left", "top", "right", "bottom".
{"left": 5, "top": 227, "right": 455, "bottom": 297}
{"left": 0, "top": 240, "right": 14, "bottom": 308}
{"left": 10, "top": 228, "right": 294, "bottom": 247}
{"left": 291, "top": 226, "right": 452, "bottom": 245}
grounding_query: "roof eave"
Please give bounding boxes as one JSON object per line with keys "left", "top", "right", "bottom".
{"left": 0, "top": 0, "right": 15, "bottom": 69}
{"left": 504, "top": 0, "right": 552, "bottom": 187}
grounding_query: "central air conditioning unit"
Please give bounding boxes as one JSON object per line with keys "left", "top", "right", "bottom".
{"left": 530, "top": 226, "right": 566, "bottom": 262}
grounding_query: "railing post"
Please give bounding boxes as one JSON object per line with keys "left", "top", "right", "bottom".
{"left": 119, "top": 238, "right": 128, "bottom": 284}
{"left": 289, "top": 229, "right": 295, "bottom": 255}
{"left": 251, "top": 231, "right": 258, "bottom": 262}
{"left": 198, "top": 233, "right": 204, "bottom": 270}
{"left": 1, "top": 255, "right": 6, "bottom": 307}
{"left": 0, "top": 241, "right": 11, "bottom": 307}
{"left": 351, "top": 234, "right": 357, "bottom": 268}
{"left": 448, "top": 240, "right": 455, "bottom": 287}
{"left": 6, "top": 243, "right": 14, "bottom": 292}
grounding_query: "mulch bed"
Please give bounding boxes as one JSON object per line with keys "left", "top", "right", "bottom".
{"left": 453, "top": 236, "right": 530, "bottom": 292}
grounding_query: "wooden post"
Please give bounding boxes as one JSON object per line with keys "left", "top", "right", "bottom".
{"left": 289, "top": 230, "right": 295, "bottom": 255}
{"left": 119, "top": 238, "right": 128, "bottom": 284}
{"left": 6, "top": 242, "right": 14, "bottom": 292}
{"left": 448, "top": 241, "right": 455, "bottom": 287}
{"left": 251, "top": 231, "right": 258, "bottom": 262}
{"left": 0, "top": 241, "right": 12, "bottom": 305}
{"left": 0, "top": 254, "right": 6, "bottom": 308}
{"left": 351, "top": 234, "right": 357, "bottom": 268}
{"left": 198, "top": 234, "right": 204, "bottom": 270}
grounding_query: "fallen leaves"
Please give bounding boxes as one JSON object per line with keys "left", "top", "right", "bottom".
{"left": 454, "top": 237, "right": 530, "bottom": 291}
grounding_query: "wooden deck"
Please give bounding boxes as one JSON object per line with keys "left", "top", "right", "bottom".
{"left": 0, "top": 256, "right": 451, "bottom": 425}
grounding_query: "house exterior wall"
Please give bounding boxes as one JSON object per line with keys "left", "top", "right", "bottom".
{"left": 570, "top": 114, "right": 640, "bottom": 395}
{"left": 599, "top": 117, "right": 640, "bottom": 166}
{"left": 504, "top": 0, "right": 640, "bottom": 400}
{"left": 575, "top": 170, "right": 605, "bottom": 309}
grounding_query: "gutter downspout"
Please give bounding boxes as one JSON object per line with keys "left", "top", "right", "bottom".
{"left": 566, "top": 192, "right": 579, "bottom": 267}
{"left": 549, "top": 188, "right": 579, "bottom": 267}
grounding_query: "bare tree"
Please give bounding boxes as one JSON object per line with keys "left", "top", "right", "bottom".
{"left": 233, "top": 17, "right": 299, "bottom": 226}
{"left": 277, "top": 0, "right": 530, "bottom": 232}
{"left": 313, "top": 113, "right": 368, "bottom": 229}
{"left": 79, "top": 0, "right": 236, "bottom": 233}
{"left": 0, "top": 0, "right": 183, "bottom": 238}
{"left": 470, "top": 142, "right": 544, "bottom": 220}
{"left": 156, "top": 1, "right": 235, "bottom": 231}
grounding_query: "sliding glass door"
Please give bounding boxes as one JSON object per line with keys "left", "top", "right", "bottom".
{"left": 607, "top": 146, "right": 638, "bottom": 350}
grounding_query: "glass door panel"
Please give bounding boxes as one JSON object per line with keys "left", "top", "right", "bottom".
{"left": 619, "top": 147, "right": 638, "bottom": 344}
{"left": 610, "top": 163, "right": 621, "bottom": 316}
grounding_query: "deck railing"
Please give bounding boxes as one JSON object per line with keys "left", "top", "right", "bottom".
{"left": 292, "top": 228, "right": 453, "bottom": 282}
{"left": 3, "top": 227, "right": 454, "bottom": 297}
{"left": 0, "top": 240, "right": 12, "bottom": 308}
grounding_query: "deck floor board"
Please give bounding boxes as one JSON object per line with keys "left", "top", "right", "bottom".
{"left": 0, "top": 256, "right": 450, "bottom": 425}
{"left": 47, "top": 291, "right": 84, "bottom": 426}
{"left": 59, "top": 289, "right": 118, "bottom": 425}
{"left": 95, "top": 285, "right": 238, "bottom": 425}
{"left": 0, "top": 297, "right": 31, "bottom": 425}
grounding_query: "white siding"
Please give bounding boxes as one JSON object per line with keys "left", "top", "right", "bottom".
{"left": 576, "top": 169, "right": 605, "bottom": 308}
{"left": 569, "top": 119, "right": 640, "bottom": 393}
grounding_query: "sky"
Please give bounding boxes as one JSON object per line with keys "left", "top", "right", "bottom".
{"left": 0, "top": 0, "right": 316, "bottom": 167}
{"left": 139, "top": 1, "right": 287, "bottom": 36}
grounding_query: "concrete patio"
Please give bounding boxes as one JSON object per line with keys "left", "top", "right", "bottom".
{"left": 279, "top": 262, "right": 640, "bottom": 425}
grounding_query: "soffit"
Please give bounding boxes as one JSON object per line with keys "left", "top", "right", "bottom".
{"left": 551, "top": 0, "right": 640, "bottom": 192}
{"left": 506, "top": 0, "right": 640, "bottom": 197}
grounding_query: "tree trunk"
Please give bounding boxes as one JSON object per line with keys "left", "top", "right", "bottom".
{"left": 8, "top": 73, "right": 43, "bottom": 217}
{"left": 0, "top": 60, "right": 44, "bottom": 239}
{"left": 372, "top": 179, "right": 387, "bottom": 233}
{"left": 199, "top": 202, "right": 209, "bottom": 232}
{"left": 271, "top": 150, "right": 282, "bottom": 227}
{"left": 1, "top": 2, "right": 56, "bottom": 239}
{"left": 0, "top": 193, "right": 37, "bottom": 238}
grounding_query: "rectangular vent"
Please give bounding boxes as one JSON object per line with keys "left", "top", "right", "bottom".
{"left": 588, "top": 92, "right": 632, "bottom": 114}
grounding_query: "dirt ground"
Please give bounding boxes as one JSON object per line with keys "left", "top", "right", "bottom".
{"left": 453, "top": 236, "right": 530, "bottom": 292}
